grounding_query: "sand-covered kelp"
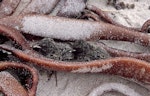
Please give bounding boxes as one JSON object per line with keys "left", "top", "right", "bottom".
{"left": 0, "top": 0, "right": 150, "bottom": 96}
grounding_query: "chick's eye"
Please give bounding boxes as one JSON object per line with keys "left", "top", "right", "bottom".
{"left": 0, "top": 0, "right": 2, "bottom": 2}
